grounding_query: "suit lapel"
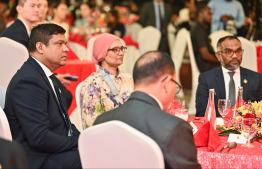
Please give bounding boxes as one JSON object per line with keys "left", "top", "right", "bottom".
{"left": 28, "top": 57, "right": 65, "bottom": 114}
{"left": 240, "top": 67, "right": 249, "bottom": 100}
{"left": 216, "top": 67, "right": 226, "bottom": 99}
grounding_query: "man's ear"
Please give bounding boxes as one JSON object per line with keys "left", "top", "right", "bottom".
{"left": 16, "top": 5, "right": 22, "bottom": 14}
{"left": 215, "top": 52, "right": 221, "bottom": 62}
{"left": 36, "top": 42, "right": 44, "bottom": 54}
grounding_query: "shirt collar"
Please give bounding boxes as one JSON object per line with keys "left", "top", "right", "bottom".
{"left": 17, "top": 18, "right": 31, "bottom": 36}
{"left": 221, "top": 66, "right": 240, "bottom": 74}
{"left": 32, "top": 56, "right": 53, "bottom": 77}
{"left": 148, "top": 94, "right": 163, "bottom": 110}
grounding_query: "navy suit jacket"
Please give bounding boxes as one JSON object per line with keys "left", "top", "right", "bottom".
{"left": 94, "top": 91, "right": 201, "bottom": 169}
{"left": 196, "top": 66, "right": 262, "bottom": 117}
{"left": 4, "top": 56, "right": 80, "bottom": 168}
{"left": 0, "top": 19, "right": 29, "bottom": 48}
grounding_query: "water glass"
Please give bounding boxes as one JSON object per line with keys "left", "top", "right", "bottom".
{"left": 176, "top": 99, "right": 186, "bottom": 109}
{"left": 241, "top": 118, "right": 257, "bottom": 148}
{"left": 175, "top": 109, "right": 188, "bottom": 121}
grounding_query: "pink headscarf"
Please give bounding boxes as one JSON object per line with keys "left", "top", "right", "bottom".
{"left": 92, "top": 33, "right": 120, "bottom": 65}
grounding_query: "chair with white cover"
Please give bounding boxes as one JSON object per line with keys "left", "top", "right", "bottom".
{"left": 68, "top": 42, "right": 88, "bottom": 60}
{"left": 0, "top": 37, "right": 28, "bottom": 89}
{"left": 0, "top": 107, "right": 12, "bottom": 141}
{"left": 78, "top": 120, "right": 164, "bottom": 169}
{"left": 87, "top": 35, "right": 100, "bottom": 61}
{"left": 209, "top": 30, "right": 233, "bottom": 52}
{"left": 0, "top": 85, "right": 5, "bottom": 109}
{"left": 238, "top": 37, "right": 257, "bottom": 72}
{"left": 167, "top": 23, "right": 176, "bottom": 57}
{"left": 171, "top": 28, "right": 188, "bottom": 98}
{"left": 72, "top": 81, "right": 84, "bottom": 132}
{"left": 137, "top": 26, "right": 161, "bottom": 55}
{"left": 183, "top": 30, "right": 200, "bottom": 116}
{"left": 130, "top": 22, "right": 142, "bottom": 42}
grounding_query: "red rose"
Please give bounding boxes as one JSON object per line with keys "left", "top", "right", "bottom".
{"left": 243, "top": 113, "right": 255, "bottom": 118}
{"left": 243, "top": 113, "right": 255, "bottom": 126}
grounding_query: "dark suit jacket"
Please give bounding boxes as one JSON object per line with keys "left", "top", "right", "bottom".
{"left": 139, "top": 1, "right": 172, "bottom": 34}
{"left": 196, "top": 66, "right": 262, "bottom": 117}
{"left": 0, "top": 138, "right": 28, "bottom": 169}
{"left": 0, "top": 19, "right": 29, "bottom": 48}
{"left": 94, "top": 91, "right": 201, "bottom": 169}
{"left": 4, "top": 56, "right": 80, "bottom": 168}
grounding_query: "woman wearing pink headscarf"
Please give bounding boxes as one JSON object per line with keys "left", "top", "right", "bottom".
{"left": 80, "top": 34, "right": 134, "bottom": 128}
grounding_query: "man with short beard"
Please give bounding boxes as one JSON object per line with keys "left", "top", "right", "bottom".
{"left": 196, "top": 35, "right": 262, "bottom": 117}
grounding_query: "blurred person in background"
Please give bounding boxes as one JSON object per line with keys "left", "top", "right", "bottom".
{"left": 0, "top": 0, "right": 39, "bottom": 48}
{"left": 51, "top": 1, "right": 69, "bottom": 40}
{"left": 208, "top": 0, "right": 245, "bottom": 35}
{"left": 0, "top": 1, "right": 7, "bottom": 34}
{"left": 139, "top": 0, "right": 172, "bottom": 54}
{"left": 38, "top": 0, "right": 48, "bottom": 22}
{"left": 80, "top": 33, "right": 134, "bottom": 128}
{"left": 107, "top": 9, "right": 125, "bottom": 38}
{"left": 191, "top": 5, "right": 220, "bottom": 73}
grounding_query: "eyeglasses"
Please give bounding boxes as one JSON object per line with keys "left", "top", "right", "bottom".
{"left": 162, "top": 76, "right": 182, "bottom": 94}
{"left": 107, "top": 46, "right": 127, "bottom": 54}
{"left": 218, "top": 49, "right": 244, "bottom": 57}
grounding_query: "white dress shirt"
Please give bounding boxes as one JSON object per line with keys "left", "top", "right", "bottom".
{"left": 222, "top": 66, "right": 240, "bottom": 101}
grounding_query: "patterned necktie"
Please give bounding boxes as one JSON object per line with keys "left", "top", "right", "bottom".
{"left": 228, "top": 72, "right": 235, "bottom": 106}
{"left": 50, "top": 75, "right": 73, "bottom": 136}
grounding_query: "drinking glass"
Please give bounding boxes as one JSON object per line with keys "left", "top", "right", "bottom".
{"left": 176, "top": 99, "right": 186, "bottom": 109}
{"left": 175, "top": 109, "right": 188, "bottom": 121}
{"left": 218, "top": 99, "right": 231, "bottom": 123}
{"left": 241, "top": 118, "right": 257, "bottom": 148}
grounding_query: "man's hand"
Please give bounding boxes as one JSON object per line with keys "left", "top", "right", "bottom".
{"left": 55, "top": 74, "right": 71, "bottom": 86}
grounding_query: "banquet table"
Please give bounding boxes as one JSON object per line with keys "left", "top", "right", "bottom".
{"left": 188, "top": 117, "right": 262, "bottom": 168}
{"left": 54, "top": 59, "right": 96, "bottom": 115}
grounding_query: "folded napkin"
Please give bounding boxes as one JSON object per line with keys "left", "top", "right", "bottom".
{"left": 194, "top": 121, "right": 221, "bottom": 152}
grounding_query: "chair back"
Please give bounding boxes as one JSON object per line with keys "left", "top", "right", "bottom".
{"left": 167, "top": 23, "right": 176, "bottom": 57}
{"left": 209, "top": 30, "right": 233, "bottom": 51}
{"left": 68, "top": 42, "right": 88, "bottom": 60}
{"left": 238, "top": 37, "right": 257, "bottom": 72}
{"left": 0, "top": 107, "right": 12, "bottom": 141}
{"left": 87, "top": 35, "right": 99, "bottom": 61}
{"left": 75, "top": 81, "right": 84, "bottom": 131}
{"left": 130, "top": 22, "right": 142, "bottom": 42}
{"left": 137, "top": 26, "right": 161, "bottom": 55}
{"left": 79, "top": 120, "right": 164, "bottom": 168}
{"left": 185, "top": 30, "right": 200, "bottom": 116}
{"left": 0, "top": 85, "right": 5, "bottom": 109}
{"left": 171, "top": 28, "right": 188, "bottom": 98}
{"left": 0, "top": 38, "right": 28, "bottom": 89}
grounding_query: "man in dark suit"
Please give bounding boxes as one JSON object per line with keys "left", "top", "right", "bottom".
{"left": 196, "top": 35, "right": 262, "bottom": 117}
{"left": 4, "top": 24, "right": 81, "bottom": 169}
{"left": 94, "top": 51, "right": 201, "bottom": 169}
{"left": 0, "top": 0, "right": 39, "bottom": 48}
{"left": 139, "top": 0, "right": 172, "bottom": 54}
{"left": 0, "top": 138, "right": 28, "bottom": 169}
{"left": 0, "top": 0, "right": 73, "bottom": 108}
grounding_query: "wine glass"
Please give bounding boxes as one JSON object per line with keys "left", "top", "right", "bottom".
{"left": 241, "top": 118, "right": 257, "bottom": 148}
{"left": 218, "top": 99, "right": 231, "bottom": 123}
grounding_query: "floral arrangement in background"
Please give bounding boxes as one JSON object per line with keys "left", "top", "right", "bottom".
{"left": 217, "top": 101, "right": 262, "bottom": 143}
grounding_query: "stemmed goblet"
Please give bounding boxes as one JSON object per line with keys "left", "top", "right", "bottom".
{"left": 218, "top": 99, "right": 231, "bottom": 124}
{"left": 241, "top": 118, "right": 257, "bottom": 148}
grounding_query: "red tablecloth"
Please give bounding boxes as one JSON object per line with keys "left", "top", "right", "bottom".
{"left": 188, "top": 117, "right": 262, "bottom": 168}
{"left": 54, "top": 59, "right": 96, "bottom": 115}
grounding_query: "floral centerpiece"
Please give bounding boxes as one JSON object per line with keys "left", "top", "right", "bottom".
{"left": 217, "top": 101, "right": 262, "bottom": 143}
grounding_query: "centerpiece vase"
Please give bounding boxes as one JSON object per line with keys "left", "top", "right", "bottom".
{"left": 233, "top": 86, "right": 243, "bottom": 117}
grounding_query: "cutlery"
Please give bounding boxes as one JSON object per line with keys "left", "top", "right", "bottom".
{"left": 218, "top": 145, "right": 228, "bottom": 153}
{"left": 225, "top": 142, "right": 237, "bottom": 153}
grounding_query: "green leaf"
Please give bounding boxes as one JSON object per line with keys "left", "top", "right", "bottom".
{"left": 218, "top": 129, "right": 240, "bottom": 136}
{"left": 250, "top": 136, "right": 262, "bottom": 143}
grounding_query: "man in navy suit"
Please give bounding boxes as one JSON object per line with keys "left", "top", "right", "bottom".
{"left": 94, "top": 51, "right": 201, "bottom": 169}
{"left": 196, "top": 36, "right": 262, "bottom": 117}
{"left": 4, "top": 24, "right": 81, "bottom": 169}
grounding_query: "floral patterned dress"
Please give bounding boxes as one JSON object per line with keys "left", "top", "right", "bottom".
{"left": 80, "top": 67, "right": 134, "bottom": 128}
